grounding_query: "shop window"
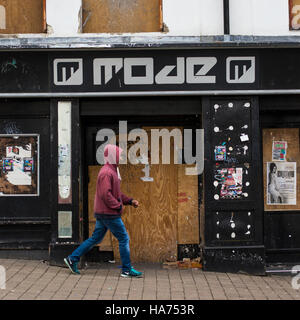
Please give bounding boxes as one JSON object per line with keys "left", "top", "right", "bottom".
{"left": 263, "top": 128, "right": 300, "bottom": 211}
{"left": 0, "top": 0, "right": 45, "bottom": 34}
{"left": 290, "top": 0, "right": 300, "bottom": 30}
{"left": 82, "top": 0, "right": 162, "bottom": 33}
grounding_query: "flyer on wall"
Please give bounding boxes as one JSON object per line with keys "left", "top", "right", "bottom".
{"left": 215, "top": 167, "right": 243, "bottom": 199}
{"left": 272, "top": 141, "right": 287, "bottom": 161}
{"left": 267, "top": 162, "right": 296, "bottom": 205}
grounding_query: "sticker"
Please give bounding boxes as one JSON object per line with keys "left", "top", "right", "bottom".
{"left": 240, "top": 134, "right": 249, "bottom": 142}
{"left": 2, "top": 158, "right": 13, "bottom": 172}
{"left": 214, "top": 146, "right": 226, "bottom": 161}
{"left": 23, "top": 158, "right": 34, "bottom": 172}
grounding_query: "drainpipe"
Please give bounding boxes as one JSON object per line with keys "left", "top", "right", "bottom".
{"left": 223, "top": 0, "right": 230, "bottom": 35}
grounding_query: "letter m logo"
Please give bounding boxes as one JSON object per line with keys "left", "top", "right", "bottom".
{"left": 226, "top": 57, "right": 255, "bottom": 84}
{"left": 53, "top": 58, "right": 83, "bottom": 86}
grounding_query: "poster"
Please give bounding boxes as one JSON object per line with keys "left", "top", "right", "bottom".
{"left": 0, "top": 135, "right": 39, "bottom": 196}
{"left": 215, "top": 167, "right": 243, "bottom": 199}
{"left": 272, "top": 141, "right": 287, "bottom": 161}
{"left": 58, "top": 101, "right": 72, "bottom": 203}
{"left": 267, "top": 162, "right": 296, "bottom": 205}
{"left": 58, "top": 211, "right": 72, "bottom": 238}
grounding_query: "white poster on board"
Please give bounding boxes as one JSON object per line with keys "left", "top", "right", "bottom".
{"left": 267, "top": 162, "right": 297, "bottom": 205}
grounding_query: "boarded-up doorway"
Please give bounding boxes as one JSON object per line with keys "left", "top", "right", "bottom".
{"left": 87, "top": 125, "right": 200, "bottom": 263}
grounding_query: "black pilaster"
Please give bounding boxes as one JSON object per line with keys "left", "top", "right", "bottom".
{"left": 49, "top": 99, "right": 82, "bottom": 266}
{"left": 202, "top": 96, "right": 265, "bottom": 275}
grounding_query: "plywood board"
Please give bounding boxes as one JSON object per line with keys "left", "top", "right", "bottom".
{"left": 289, "top": 0, "right": 300, "bottom": 30}
{"left": 112, "top": 163, "right": 178, "bottom": 263}
{"left": 0, "top": 0, "right": 44, "bottom": 34}
{"left": 177, "top": 165, "right": 199, "bottom": 244}
{"left": 263, "top": 128, "right": 300, "bottom": 211}
{"left": 82, "top": 0, "right": 162, "bottom": 33}
{"left": 88, "top": 165, "right": 113, "bottom": 250}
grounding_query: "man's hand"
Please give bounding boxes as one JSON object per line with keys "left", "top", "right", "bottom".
{"left": 132, "top": 200, "right": 139, "bottom": 208}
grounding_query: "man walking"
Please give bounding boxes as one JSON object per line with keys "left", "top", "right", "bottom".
{"left": 64, "top": 144, "right": 143, "bottom": 278}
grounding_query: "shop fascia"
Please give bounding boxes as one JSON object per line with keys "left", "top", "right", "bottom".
{"left": 54, "top": 56, "right": 255, "bottom": 86}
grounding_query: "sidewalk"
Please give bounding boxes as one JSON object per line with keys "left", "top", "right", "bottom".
{"left": 0, "top": 258, "right": 299, "bottom": 300}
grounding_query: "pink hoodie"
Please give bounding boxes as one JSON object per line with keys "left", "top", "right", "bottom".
{"left": 94, "top": 144, "right": 132, "bottom": 218}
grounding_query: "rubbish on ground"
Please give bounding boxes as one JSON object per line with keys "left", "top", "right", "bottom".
{"left": 163, "top": 257, "right": 202, "bottom": 269}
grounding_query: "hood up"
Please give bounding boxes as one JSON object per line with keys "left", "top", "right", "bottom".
{"left": 104, "top": 144, "right": 123, "bottom": 165}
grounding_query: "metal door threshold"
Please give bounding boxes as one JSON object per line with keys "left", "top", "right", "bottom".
{"left": 266, "top": 264, "right": 300, "bottom": 275}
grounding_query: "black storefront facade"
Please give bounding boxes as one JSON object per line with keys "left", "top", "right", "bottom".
{"left": 0, "top": 45, "right": 300, "bottom": 275}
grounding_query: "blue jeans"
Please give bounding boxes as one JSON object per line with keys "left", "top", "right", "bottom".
{"left": 68, "top": 217, "right": 131, "bottom": 273}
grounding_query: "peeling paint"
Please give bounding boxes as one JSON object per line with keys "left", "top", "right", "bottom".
{"left": 0, "top": 35, "right": 300, "bottom": 50}
{"left": 47, "top": 24, "right": 54, "bottom": 34}
{"left": 78, "top": 5, "right": 83, "bottom": 33}
{"left": 162, "top": 23, "right": 169, "bottom": 33}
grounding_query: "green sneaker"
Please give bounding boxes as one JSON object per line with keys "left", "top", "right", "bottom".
{"left": 64, "top": 257, "right": 80, "bottom": 275}
{"left": 121, "top": 267, "right": 143, "bottom": 278}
